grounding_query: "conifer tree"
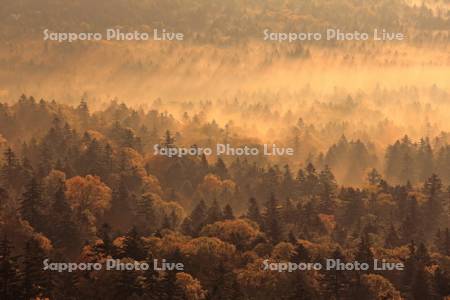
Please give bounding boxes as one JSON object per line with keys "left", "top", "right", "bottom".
{"left": 355, "top": 231, "right": 374, "bottom": 270}
{"left": 282, "top": 164, "right": 295, "bottom": 198}
{"left": 95, "top": 223, "right": 113, "bottom": 256}
{"left": 0, "top": 147, "right": 22, "bottom": 190}
{"left": 206, "top": 199, "right": 223, "bottom": 225}
{"left": 412, "top": 264, "right": 434, "bottom": 300}
{"left": 51, "top": 185, "right": 79, "bottom": 250}
{"left": 160, "top": 249, "right": 184, "bottom": 300}
{"left": 21, "top": 238, "right": 52, "bottom": 299}
{"left": 0, "top": 235, "right": 20, "bottom": 300}
{"left": 122, "top": 226, "right": 146, "bottom": 260}
{"left": 136, "top": 193, "right": 156, "bottom": 234}
{"left": 223, "top": 204, "right": 235, "bottom": 220}
{"left": 214, "top": 158, "right": 229, "bottom": 179}
{"left": 304, "top": 163, "right": 319, "bottom": 196}
{"left": 423, "top": 174, "right": 443, "bottom": 232}
{"left": 115, "top": 267, "right": 142, "bottom": 299}
{"left": 264, "top": 194, "right": 284, "bottom": 244}
{"left": 434, "top": 267, "right": 450, "bottom": 298}
{"left": 182, "top": 200, "right": 207, "bottom": 236}
{"left": 20, "top": 176, "right": 43, "bottom": 230}
{"left": 321, "top": 247, "right": 350, "bottom": 299}
{"left": 385, "top": 223, "right": 401, "bottom": 248}
{"left": 143, "top": 251, "right": 162, "bottom": 300}
{"left": 246, "top": 197, "right": 262, "bottom": 226}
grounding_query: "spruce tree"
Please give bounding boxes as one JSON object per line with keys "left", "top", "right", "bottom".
{"left": 423, "top": 174, "right": 443, "bottom": 233}
{"left": 0, "top": 235, "right": 20, "bottom": 300}
{"left": 0, "top": 147, "right": 22, "bottom": 190}
{"left": 246, "top": 197, "right": 262, "bottom": 226}
{"left": 114, "top": 268, "right": 142, "bottom": 299}
{"left": 160, "top": 249, "right": 184, "bottom": 300}
{"left": 21, "top": 238, "right": 52, "bottom": 299}
{"left": 385, "top": 223, "right": 401, "bottom": 248}
{"left": 122, "top": 226, "right": 146, "bottom": 260}
{"left": 182, "top": 200, "right": 207, "bottom": 236}
{"left": 321, "top": 247, "right": 350, "bottom": 299}
{"left": 143, "top": 251, "right": 162, "bottom": 300}
{"left": 214, "top": 158, "right": 229, "bottom": 179}
{"left": 51, "top": 185, "right": 79, "bottom": 251}
{"left": 20, "top": 176, "right": 43, "bottom": 230}
{"left": 264, "top": 194, "right": 284, "bottom": 244}
{"left": 95, "top": 223, "right": 113, "bottom": 256}
{"left": 206, "top": 199, "right": 223, "bottom": 224}
{"left": 355, "top": 231, "right": 374, "bottom": 270}
{"left": 223, "top": 204, "right": 235, "bottom": 220}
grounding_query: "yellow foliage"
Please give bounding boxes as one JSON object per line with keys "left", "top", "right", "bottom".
{"left": 361, "top": 274, "right": 402, "bottom": 300}
{"left": 176, "top": 272, "right": 207, "bottom": 300}
{"left": 200, "top": 219, "right": 260, "bottom": 249}
{"left": 65, "top": 175, "right": 112, "bottom": 216}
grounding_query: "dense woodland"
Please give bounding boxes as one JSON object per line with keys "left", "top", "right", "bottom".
{"left": 0, "top": 96, "right": 449, "bottom": 299}
{"left": 1, "top": 0, "right": 449, "bottom": 43}
{"left": 0, "top": 0, "right": 449, "bottom": 299}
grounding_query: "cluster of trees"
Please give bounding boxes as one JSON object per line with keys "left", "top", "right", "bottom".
{"left": 0, "top": 96, "right": 449, "bottom": 299}
{"left": 1, "top": 0, "right": 448, "bottom": 43}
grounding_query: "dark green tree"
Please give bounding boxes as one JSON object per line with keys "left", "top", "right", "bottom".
{"left": 20, "top": 177, "right": 43, "bottom": 230}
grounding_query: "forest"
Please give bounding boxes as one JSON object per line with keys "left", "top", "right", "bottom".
{"left": 0, "top": 0, "right": 449, "bottom": 299}
{"left": 0, "top": 95, "right": 449, "bottom": 299}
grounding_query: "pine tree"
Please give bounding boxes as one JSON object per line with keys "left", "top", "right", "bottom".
{"left": 160, "top": 249, "right": 184, "bottom": 300}
{"left": 283, "top": 198, "right": 297, "bottom": 225}
{"left": 160, "top": 269, "right": 184, "bottom": 300}
{"left": 355, "top": 231, "right": 374, "bottom": 270}
{"left": 0, "top": 147, "right": 22, "bottom": 190}
{"left": 403, "top": 241, "right": 417, "bottom": 289}
{"left": 136, "top": 193, "right": 156, "bottom": 235}
{"left": 0, "top": 235, "right": 20, "bottom": 300}
{"left": 412, "top": 264, "right": 433, "bottom": 300}
{"left": 223, "top": 204, "right": 235, "bottom": 220}
{"left": 21, "top": 238, "right": 52, "bottom": 299}
{"left": 115, "top": 267, "right": 142, "bottom": 299}
{"left": 161, "top": 213, "right": 173, "bottom": 230}
{"left": 439, "top": 228, "right": 450, "bottom": 255}
{"left": 318, "top": 165, "right": 337, "bottom": 214}
{"left": 210, "top": 261, "right": 236, "bottom": 300}
{"left": 38, "top": 142, "right": 53, "bottom": 177}
{"left": 51, "top": 185, "right": 79, "bottom": 250}
{"left": 289, "top": 271, "right": 316, "bottom": 300}
{"left": 401, "top": 196, "right": 422, "bottom": 243}
{"left": 162, "top": 130, "right": 176, "bottom": 148}
{"left": 77, "top": 98, "right": 90, "bottom": 129}
{"left": 20, "top": 177, "right": 43, "bottom": 230}
{"left": 434, "top": 267, "right": 450, "bottom": 298}
{"left": 385, "top": 223, "right": 401, "bottom": 248}
{"left": 296, "top": 168, "right": 307, "bottom": 196}
{"left": 214, "top": 158, "right": 229, "bottom": 179}
{"left": 415, "top": 242, "right": 431, "bottom": 266}
{"left": 264, "top": 194, "right": 284, "bottom": 244}
{"left": 246, "top": 197, "right": 262, "bottom": 226}
{"left": 122, "top": 226, "right": 146, "bottom": 260}
{"left": 291, "top": 242, "right": 310, "bottom": 263}
{"left": 417, "top": 138, "right": 433, "bottom": 182}
{"left": 423, "top": 174, "right": 443, "bottom": 233}
{"left": 282, "top": 164, "right": 295, "bottom": 198}
{"left": 83, "top": 139, "right": 103, "bottom": 176}
{"left": 367, "top": 168, "right": 382, "bottom": 185}
{"left": 95, "top": 223, "right": 113, "bottom": 256}
{"left": 143, "top": 252, "right": 162, "bottom": 300}
{"left": 321, "top": 247, "right": 350, "bottom": 299}
{"left": 182, "top": 200, "right": 207, "bottom": 236}
{"left": 206, "top": 199, "right": 223, "bottom": 224}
